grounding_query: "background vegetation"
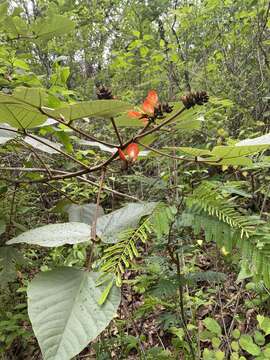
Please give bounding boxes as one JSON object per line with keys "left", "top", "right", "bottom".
{"left": 0, "top": 0, "right": 270, "bottom": 359}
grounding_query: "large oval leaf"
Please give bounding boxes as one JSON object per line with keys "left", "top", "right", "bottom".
{"left": 66, "top": 203, "right": 104, "bottom": 224}
{"left": 7, "top": 222, "right": 90, "bottom": 247}
{"left": 96, "top": 202, "right": 157, "bottom": 243}
{"left": 28, "top": 268, "right": 120, "bottom": 360}
{"left": 0, "top": 93, "right": 47, "bottom": 129}
{"left": 43, "top": 100, "right": 131, "bottom": 121}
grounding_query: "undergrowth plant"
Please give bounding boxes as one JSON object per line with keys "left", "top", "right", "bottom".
{"left": 0, "top": 3, "right": 270, "bottom": 359}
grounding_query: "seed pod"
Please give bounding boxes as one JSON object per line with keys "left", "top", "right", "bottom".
{"left": 181, "top": 91, "right": 209, "bottom": 109}
{"left": 96, "top": 85, "right": 114, "bottom": 99}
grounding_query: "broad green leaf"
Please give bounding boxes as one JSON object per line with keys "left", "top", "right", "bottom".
{"left": 3, "top": 16, "right": 29, "bottom": 37}
{"left": 176, "top": 116, "right": 202, "bottom": 131}
{"left": 43, "top": 100, "right": 131, "bottom": 122}
{"left": 7, "top": 222, "right": 90, "bottom": 247}
{"left": 28, "top": 268, "right": 121, "bottom": 360}
{"left": 257, "top": 315, "right": 270, "bottom": 335}
{"left": 114, "top": 113, "right": 143, "bottom": 127}
{"left": 0, "top": 124, "right": 17, "bottom": 144}
{"left": 0, "top": 93, "right": 47, "bottom": 129}
{"left": 13, "top": 58, "right": 29, "bottom": 70}
{"left": 13, "top": 87, "right": 49, "bottom": 108}
{"left": 32, "top": 15, "right": 75, "bottom": 40}
{"left": 211, "top": 145, "right": 267, "bottom": 158}
{"left": 202, "top": 317, "right": 222, "bottom": 336}
{"left": 96, "top": 202, "right": 157, "bottom": 243}
{"left": 0, "top": 246, "right": 25, "bottom": 286}
{"left": 239, "top": 334, "right": 261, "bottom": 356}
{"left": 66, "top": 203, "right": 104, "bottom": 225}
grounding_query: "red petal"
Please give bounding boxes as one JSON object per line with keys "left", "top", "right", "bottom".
{"left": 128, "top": 110, "right": 142, "bottom": 118}
{"left": 126, "top": 143, "right": 139, "bottom": 161}
{"left": 118, "top": 148, "right": 126, "bottom": 161}
{"left": 146, "top": 90, "right": 158, "bottom": 106}
{"left": 142, "top": 99, "right": 154, "bottom": 114}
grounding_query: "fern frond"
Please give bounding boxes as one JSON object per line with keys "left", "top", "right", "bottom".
{"left": 185, "top": 181, "right": 270, "bottom": 288}
{"left": 99, "top": 203, "right": 176, "bottom": 286}
{"left": 100, "top": 217, "right": 153, "bottom": 286}
{"left": 186, "top": 182, "right": 255, "bottom": 238}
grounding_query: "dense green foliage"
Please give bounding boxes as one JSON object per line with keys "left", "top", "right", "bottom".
{"left": 0, "top": 0, "right": 270, "bottom": 359}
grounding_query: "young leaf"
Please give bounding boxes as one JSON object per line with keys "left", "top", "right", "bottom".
{"left": 202, "top": 317, "right": 222, "bottom": 336}
{"left": 239, "top": 334, "right": 261, "bottom": 356}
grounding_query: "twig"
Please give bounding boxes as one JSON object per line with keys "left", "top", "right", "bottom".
{"left": 110, "top": 117, "right": 123, "bottom": 146}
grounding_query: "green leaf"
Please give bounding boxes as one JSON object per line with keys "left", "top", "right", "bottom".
{"left": 32, "top": 15, "right": 75, "bottom": 40}
{"left": 13, "top": 87, "right": 49, "bottom": 108}
{"left": 66, "top": 203, "right": 104, "bottom": 224}
{"left": 43, "top": 100, "right": 131, "bottom": 122}
{"left": 7, "top": 222, "right": 90, "bottom": 247}
{"left": 0, "top": 246, "right": 25, "bottom": 286}
{"left": 239, "top": 334, "right": 261, "bottom": 356}
{"left": 96, "top": 202, "right": 157, "bottom": 243}
{"left": 0, "top": 2, "right": 8, "bottom": 22}
{"left": 257, "top": 315, "right": 270, "bottom": 335}
{"left": 114, "top": 113, "right": 143, "bottom": 127}
{"left": 98, "top": 279, "right": 115, "bottom": 305}
{"left": 254, "top": 330, "right": 265, "bottom": 345}
{"left": 202, "top": 317, "right": 222, "bottom": 336}
{"left": 0, "top": 93, "right": 47, "bottom": 129}
{"left": 28, "top": 268, "right": 121, "bottom": 360}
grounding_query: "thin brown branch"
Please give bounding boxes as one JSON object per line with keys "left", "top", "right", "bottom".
{"left": 110, "top": 117, "right": 123, "bottom": 146}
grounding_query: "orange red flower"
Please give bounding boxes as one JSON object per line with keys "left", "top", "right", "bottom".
{"left": 118, "top": 143, "right": 139, "bottom": 162}
{"left": 128, "top": 90, "right": 158, "bottom": 123}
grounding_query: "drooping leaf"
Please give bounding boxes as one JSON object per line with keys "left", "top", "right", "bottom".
{"left": 0, "top": 246, "right": 25, "bottom": 286}
{"left": 96, "top": 202, "right": 157, "bottom": 243}
{"left": 28, "top": 268, "right": 121, "bottom": 360}
{"left": 66, "top": 203, "right": 104, "bottom": 224}
{"left": 7, "top": 222, "right": 90, "bottom": 247}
